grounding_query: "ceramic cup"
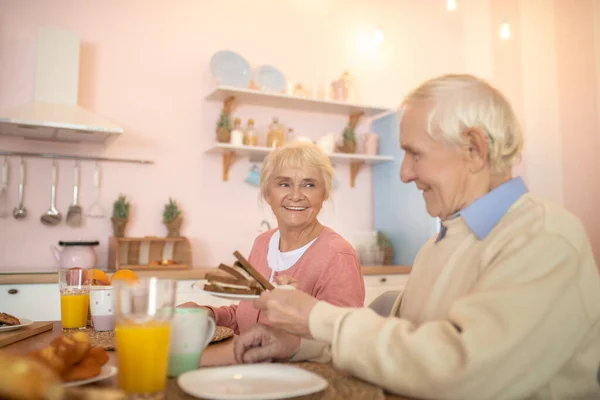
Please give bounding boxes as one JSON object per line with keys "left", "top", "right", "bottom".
{"left": 316, "top": 133, "right": 335, "bottom": 154}
{"left": 363, "top": 133, "right": 379, "bottom": 155}
{"left": 89, "top": 286, "right": 114, "bottom": 331}
{"left": 167, "top": 308, "right": 216, "bottom": 377}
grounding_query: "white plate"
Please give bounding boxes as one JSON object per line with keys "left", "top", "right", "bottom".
{"left": 0, "top": 318, "right": 33, "bottom": 332}
{"left": 192, "top": 281, "right": 260, "bottom": 300}
{"left": 210, "top": 50, "right": 251, "bottom": 88}
{"left": 192, "top": 281, "right": 295, "bottom": 301}
{"left": 178, "top": 363, "right": 328, "bottom": 400}
{"left": 63, "top": 365, "right": 117, "bottom": 388}
{"left": 253, "top": 65, "right": 286, "bottom": 93}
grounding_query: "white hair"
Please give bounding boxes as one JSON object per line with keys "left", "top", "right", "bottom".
{"left": 401, "top": 74, "right": 523, "bottom": 174}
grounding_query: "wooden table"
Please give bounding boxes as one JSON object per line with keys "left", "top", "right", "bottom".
{"left": 3, "top": 322, "right": 412, "bottom": 400}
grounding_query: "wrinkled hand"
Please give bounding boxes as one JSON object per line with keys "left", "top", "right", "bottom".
{"left": 254, "top": 289, "right": 318, "bottom": 338}
{"left": 176, "top": 302, "right": 215, "bottom": 319}
{"left": 234, "top": 324, "right": 301, "bottom": 364}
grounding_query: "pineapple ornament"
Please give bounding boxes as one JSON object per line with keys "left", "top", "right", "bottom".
{"left": 111, "top": 194, "right": 130, "bottom": 237}
{"left": 163, "top": 198, "right": 183, "bottom": 237}
{"left": 337, "top": 112, "right": 363, "bottom": 154}
{"left": 216, "top": 97, "right": 235, "bottom": 143}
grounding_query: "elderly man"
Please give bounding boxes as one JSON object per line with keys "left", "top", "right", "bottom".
{"left": 234, "top": 75, "right": 600, "bottom": 400}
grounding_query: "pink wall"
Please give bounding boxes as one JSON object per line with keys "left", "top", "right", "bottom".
{"left": 1, "top": 0, "right": 599, "bottom": 270}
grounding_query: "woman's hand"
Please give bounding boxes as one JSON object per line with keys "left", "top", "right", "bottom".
{"left": 176, "top": 302, "right": 215, "bottom": 320}
{"left": 253, "top": 289, "right": 318, "bottom": 338}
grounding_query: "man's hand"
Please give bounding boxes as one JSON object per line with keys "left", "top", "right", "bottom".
{"left": 253, "top": 288, "right": 318, "bottom": 338}
{"left": 176, "top": 302, "right": 215, "bottom": 319}
{"left": 234, "top": 324, "right": 301, "bottom": 364}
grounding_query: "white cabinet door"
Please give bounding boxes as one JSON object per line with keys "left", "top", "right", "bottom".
{"left": 175, "top": 280, "right": 237, "bottom": 308}
{"left": 363, "top": 274, "right": 409, "bottom": 307}
{"left": 0, "top": 283, "right": 60, "bottom": 321}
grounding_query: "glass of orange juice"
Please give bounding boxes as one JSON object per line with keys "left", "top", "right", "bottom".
{"left": 113, "top": 278, "right": 176, "bottom": 399}
{"left": 59, "top": 267, "right": 91, "bottom": 329}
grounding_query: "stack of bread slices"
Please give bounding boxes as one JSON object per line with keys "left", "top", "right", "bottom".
{"left": 204, "top": 251, "right": 274, "bottom": 295}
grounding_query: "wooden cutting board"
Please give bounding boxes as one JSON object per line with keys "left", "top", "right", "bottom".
{"left": 0, "top": 321, "right": 54, "bottom": 348}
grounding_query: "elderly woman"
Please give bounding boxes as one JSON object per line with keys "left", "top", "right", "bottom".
{"left": 181, "top": 141, "right": 364, "bottom": 339}
{"left": 234, "top": 75, "right": 600, "bottom": 399}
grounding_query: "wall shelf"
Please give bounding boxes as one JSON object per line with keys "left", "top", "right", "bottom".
{"left": 206, "top": 86, "right": 393, "bottom": 118}
{"left": 206, "top": 143, "right": 394, "bottom": 187}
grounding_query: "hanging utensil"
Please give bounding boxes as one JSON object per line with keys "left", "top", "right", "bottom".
{"left": 41, "top": 159, "right": 61, "bottom": 226}
{"left": 87, "top": 162, "right": 106, "bottom": 218}
{"left": 0, "top": 157, "right": 8, "bottom": 218}
{"left": 12, "top": 157, "right": 27, "bottom": 220}
{"left": 66, "top": 161, "right": 82, "bottom": 227}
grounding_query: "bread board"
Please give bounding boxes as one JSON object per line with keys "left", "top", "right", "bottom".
{"left": 0, "top": 321, "right": 54, "bottom": 348}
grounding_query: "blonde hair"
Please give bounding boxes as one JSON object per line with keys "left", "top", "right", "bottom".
{"left": 260, "top": 141, "right": 334, "bottom": 201}
{"left": 402, "top": 74, "right": 523, "bottom": 174}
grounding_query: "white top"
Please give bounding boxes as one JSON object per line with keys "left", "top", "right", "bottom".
{"left": 266, "top": 230, "right": 317, "bottom": 282}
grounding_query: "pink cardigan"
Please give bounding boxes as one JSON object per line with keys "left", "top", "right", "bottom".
{"left": 206, "top": 227, "right": 365, "bottom": 334}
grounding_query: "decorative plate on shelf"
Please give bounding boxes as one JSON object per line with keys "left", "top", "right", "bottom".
{"left": 210, "top": 50, "right": 252, "bottom": 88}
{"left": 253, "top": 65, "right": 286, "bottom": 93}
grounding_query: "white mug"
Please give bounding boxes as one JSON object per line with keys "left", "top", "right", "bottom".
{"left": 167, "top": 308, "right": 216, "bottom": 377}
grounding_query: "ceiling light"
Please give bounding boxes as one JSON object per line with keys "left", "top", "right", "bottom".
{"left": 499, "top": 21, "right": 511, "bottom": 40}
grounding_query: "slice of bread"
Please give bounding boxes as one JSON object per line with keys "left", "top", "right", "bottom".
{"left": 203, "top": 251, "right": 274, "bottom": 296}
{"left": 233, "top": 251, "right": 274, "bottom": 290}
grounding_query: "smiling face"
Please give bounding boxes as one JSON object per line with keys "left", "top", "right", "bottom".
{"left": 399, "top": 100, "right": 474, "bottom": 220}
{"left": 265, "top": 166, "right": 327, "bottom": 230}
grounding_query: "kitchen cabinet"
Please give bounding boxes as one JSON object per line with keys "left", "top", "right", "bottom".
{"left": 363, "top": 274, "right": 408, "bottom": 307}
{"left": 0, "top": 274, "right": 408, "bottom": 321}
{"left": 0, "top": 281, "right": 237, "bottom": 322}
{"left": 0, "top": 283, "right": 60, "bottom": 321}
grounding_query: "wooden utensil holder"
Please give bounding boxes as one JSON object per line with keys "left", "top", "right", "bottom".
{"left": 108, "top": 236, "right": 192, "bottom": 271}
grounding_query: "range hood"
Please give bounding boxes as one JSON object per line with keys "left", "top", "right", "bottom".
{"left": 0, "top": 27, "right": 124, "bottom": 143}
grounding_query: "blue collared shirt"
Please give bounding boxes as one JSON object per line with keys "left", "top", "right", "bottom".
{"left": 436, "top": 177, "right": 529, "bottom": 242}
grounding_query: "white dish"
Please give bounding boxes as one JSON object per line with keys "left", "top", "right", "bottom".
{"left": 210, "top": 50, "right": 251, "bottom": 88}
{"left": 253, "top": 65, "right": 286, "bottom": 93}
{"left": 63, "top": 365, "right": 117, "bottom": 388}
{"left": 0, "top": 318, "right": 33, "bottom": 332}
{"left": 192, "top": 281, "right": 260, "bottom": 300}
{"left": 192, "top": 281, "right": 295, "bottom": 301}
{"left": 178, "top": 363, "right": 328, "bottom": 400}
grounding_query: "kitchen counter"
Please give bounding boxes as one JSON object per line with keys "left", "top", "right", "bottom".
{"left": 0, "top": 265, "right": 411, "bottom": 285}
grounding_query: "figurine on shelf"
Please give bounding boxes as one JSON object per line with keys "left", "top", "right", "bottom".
{"left": 336, "top": 112, "right": 362, "bottom": 154}
{"left": 216, "top": 96, "right": 235, "bottom": 143}
{"left": 331, "top": 70, "right": 355, "bottom": 102}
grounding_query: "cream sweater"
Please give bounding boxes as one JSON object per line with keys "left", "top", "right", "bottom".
{"left": 301, "top": 194, "right": 600, "bottom": 399}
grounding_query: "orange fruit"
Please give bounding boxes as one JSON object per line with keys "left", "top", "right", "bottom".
{"left": 84, "top": 269, "right": 110, "bottom": 286}
{"left": 110, "top": 269, "right": 138, "bottom": 285}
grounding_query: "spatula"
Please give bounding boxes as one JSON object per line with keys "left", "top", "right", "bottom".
{"left": 87, "top": 162, "right": 106, "bottom": 218}
{"left": 66, "top": 161, "right": 82, "bottom": 227}
{"left": 0, "top": 157, "right": 9, "bottom": 218}
{"left": 41, "top": 159, "right": 61, "bottom": 226}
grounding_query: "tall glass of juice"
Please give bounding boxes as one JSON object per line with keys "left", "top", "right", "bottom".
{"left": 113, "top": 278, "right": 176, "bottom": 399}
{"left": 59, "top": 267, "right": 90, "bottom": 329}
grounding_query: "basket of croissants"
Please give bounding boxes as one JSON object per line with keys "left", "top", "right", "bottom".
{"left": 0, "top": 332, "right": 125, "bottom": 400}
